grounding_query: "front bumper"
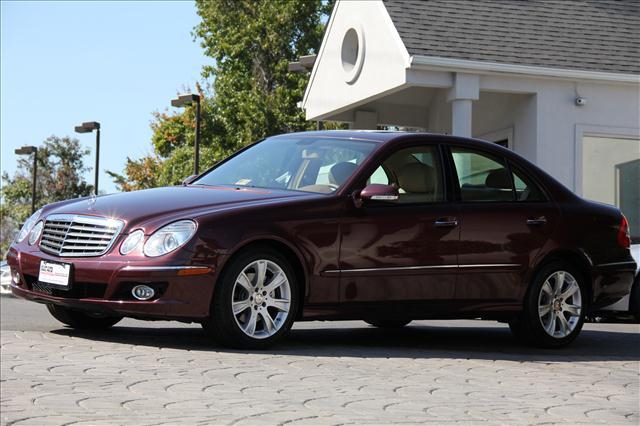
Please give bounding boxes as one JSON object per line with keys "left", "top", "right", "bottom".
{"left": 7, "top": 247, "right": 219, "bottom": 321}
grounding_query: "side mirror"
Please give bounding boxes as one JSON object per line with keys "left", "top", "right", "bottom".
{"left": 182, "top": 175, "right": 198, "bottom": 186}
{"left": 355, "top": 184, "right": 399, "bottom": 207}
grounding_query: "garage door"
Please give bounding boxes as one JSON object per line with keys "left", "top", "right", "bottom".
{"left": 583, "top": 136, "right": 640, "bottom": 243}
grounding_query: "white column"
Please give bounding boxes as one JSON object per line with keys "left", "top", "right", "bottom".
{"left": 451, "top": 99, "right": 473, "bottom": 137}
{"left": 447, "top": 73, "right": 479, "bottom": 137}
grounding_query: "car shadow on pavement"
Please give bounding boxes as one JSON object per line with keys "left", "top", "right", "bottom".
{"left": 50, "top": 322, "right": 640, "bottom": 362}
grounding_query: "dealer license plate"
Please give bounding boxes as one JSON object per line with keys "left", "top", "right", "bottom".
{"left": 38, "top": 260, "right": 72, "bottom": 289}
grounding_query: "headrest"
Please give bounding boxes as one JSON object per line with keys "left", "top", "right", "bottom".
{"left": 398, "top": 162, "right": 436, "bottom": 193}
{"left": 485, "top": 168, "right": 512, "bottom": 189}
{"left": 329, "top": 162, "right": 358, "bottom": 185}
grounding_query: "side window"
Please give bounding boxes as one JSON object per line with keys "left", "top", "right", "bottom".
{"left": 366, "top": 145, "right": 444, "bottom": 204}
{"left": 451, "top": 148, "right": 515, "bottom": 202}
{"left": 369, "top": 166, "right": 390, "bottom": 185}
{"left": 511, "top": 164, "right": 545, "bottom": 201}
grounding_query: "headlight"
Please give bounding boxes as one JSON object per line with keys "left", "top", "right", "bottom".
{"left": 143, "top": 220, "right": 196, "bottom": 257}
{"left": 16, "top": 209, "right": 43, "bottom": 243}
{"left": 120, "top": 229, "right": 144, "bottom": 255}
{"left": 28, "top": 221, "right": 44, "bottom": 245}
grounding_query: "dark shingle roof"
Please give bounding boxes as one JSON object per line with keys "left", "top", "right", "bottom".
{"left": 383, "top": 0, "right": 640, "bottom": 75}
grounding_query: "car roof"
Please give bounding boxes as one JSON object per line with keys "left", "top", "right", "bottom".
{"left": 275, "top": 130, "right": 503, "bottom": 149}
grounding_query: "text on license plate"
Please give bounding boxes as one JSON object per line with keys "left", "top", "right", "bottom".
{"left": 38, "top": 260, "right": 71, "bottom": 287}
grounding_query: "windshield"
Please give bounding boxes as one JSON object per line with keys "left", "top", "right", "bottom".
{"left": 193, "top": 136, "right": 378, "bottom": 194}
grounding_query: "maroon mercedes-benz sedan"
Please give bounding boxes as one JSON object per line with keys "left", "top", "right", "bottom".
{"left": 7, "top": 131, "right": 636, "bottom": 348}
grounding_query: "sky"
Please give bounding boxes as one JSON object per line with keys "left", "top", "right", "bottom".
{"left": 1, "top": 0, "right": 207, "bottom": 194}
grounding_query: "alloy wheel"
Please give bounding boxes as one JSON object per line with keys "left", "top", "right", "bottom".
{"left": 231, "top": 259, "right": 291, "bottom": 339}
{"left": 537, "top": 270, "right": 582, "bottom": 338}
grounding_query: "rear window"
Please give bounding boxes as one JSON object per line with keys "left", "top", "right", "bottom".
{"left": 451, "top": 148, "right": 545, "bottom": 202}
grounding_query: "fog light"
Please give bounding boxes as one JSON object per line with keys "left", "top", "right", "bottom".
{"left": 132, "top": 285, "right": 155, "bottom": 301}
{"left": 11, "top": 268, "right": 20, "bottom": 285}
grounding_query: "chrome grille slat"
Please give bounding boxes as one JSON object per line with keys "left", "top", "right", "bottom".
{"left": 39, "top": 214, "right": 124, "bottom": 257}
{"left": 43, "top": 229, "right": 67, "bottom": 237}
{"left": 42, "top": 234, "right": 65, "bottom": 242}
{"left": 59, "top": 233, "right": 112, "bottom": 240}
{"left": 68, "top": 224, "right": 116, "bottom": 231}
{"left": 41, "top": 241, "right": 63, "bottom": 250}
{"left": 60, "top": 245, "right": 114, "bottom": 251}
{"left": 62, "top": 240, "right": 110, "bottom": 246}
{"left": 41, "top": 237, "right": 63, "bottom": 246}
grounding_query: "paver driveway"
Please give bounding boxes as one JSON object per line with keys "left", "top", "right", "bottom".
{"left": 1, "top": 297, "right": 639, "bottom": 425}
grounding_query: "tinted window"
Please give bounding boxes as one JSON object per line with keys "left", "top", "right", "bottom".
{"left": 451, "top": 148, "right": 514, "bottom": 202}
{"left": 367, "top": 145, "right": 444, "bottom": 204}
{"left": 511, "top": 164, "right": 545, "bottom": 201}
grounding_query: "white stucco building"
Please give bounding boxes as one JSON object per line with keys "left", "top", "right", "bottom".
{"left": 302, "top": 0, "right": 640, "bottom": 240}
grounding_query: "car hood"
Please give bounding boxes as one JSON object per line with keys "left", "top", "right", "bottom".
{"left": 43, "top": 185, "right": 310, "bottom": 230}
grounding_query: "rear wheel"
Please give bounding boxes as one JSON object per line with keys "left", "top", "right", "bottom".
{"left": 46, "top": 304, "right": 122, "bottom": 329}
{"left": 365, "top": 319, "right": 411, "bottom": 328}
{"left": 511, "top": 261, "right": 586, "bottom": 348}
{"left": 202, "top": 248, "right": 299, "bottom": 349}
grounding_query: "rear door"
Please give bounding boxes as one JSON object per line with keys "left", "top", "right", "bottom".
{"left": 447, "top": 146, "right": 559, "bottom": 307}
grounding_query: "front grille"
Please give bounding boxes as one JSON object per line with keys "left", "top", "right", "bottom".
{"left": 40, "top": 214, "right": 124, "bottom": 257}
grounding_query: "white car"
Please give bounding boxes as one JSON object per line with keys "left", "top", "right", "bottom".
{"left": 599, "top": 244, "right": 639, "bottom": 322}
{"left": 1, "top": 261, "right": 12, "bottom": 295}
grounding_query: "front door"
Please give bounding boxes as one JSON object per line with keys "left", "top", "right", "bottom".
{"left": 448, "top": 146, "right": 559, "bottom": 309}
{"left": 338, "top": 143, "right": 459, "bottom": 310}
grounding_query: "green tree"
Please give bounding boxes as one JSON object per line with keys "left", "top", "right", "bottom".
{"left": 1, "top": 136, "right": 93, "bottom": 257}
{"left": 110, "top": 0, "right": 334, "bottom": 190}
{"left": 194, "top": 0, "right": 330, "bottom": 143}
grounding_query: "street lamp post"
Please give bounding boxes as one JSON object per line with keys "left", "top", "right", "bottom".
{"left": 14, "top": 146, "right": 38, "bottom": 214}
{"left": 74, "top": 121, "right": 101, "bottom": 194}
{"left": 171, "top": 94, "right": 202, "bottom": 175}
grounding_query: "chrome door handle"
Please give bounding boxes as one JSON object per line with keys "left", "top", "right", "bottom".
{"left": 526, "top": 217, "right": 547, "bottom": 226}
{"left": 434, "top": 218, "right": 458, "bottom": 228}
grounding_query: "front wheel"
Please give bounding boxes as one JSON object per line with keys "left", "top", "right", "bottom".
{"left": 511, "top": 261, "right": 587, "bottom": 348}
{"left": 47, "top": 304, "right": 122, "bottom": 329}
{"left": 203, "top": 248, "right": 299, "bottom": 349}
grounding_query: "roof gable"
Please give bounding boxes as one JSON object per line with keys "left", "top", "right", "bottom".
{"left": 302, "top": 0, "right": 410, "bottom": 120}
{"left": 383, "top": 0, "right": 640, "bottom": 75}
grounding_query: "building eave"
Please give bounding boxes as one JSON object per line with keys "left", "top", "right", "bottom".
{"left": 410, "top": 55, "right": 640, "bottom": 84}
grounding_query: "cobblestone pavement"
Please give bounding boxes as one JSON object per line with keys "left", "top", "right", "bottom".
{"left": 1, "top": 298, "right": 639, "bottom": 425}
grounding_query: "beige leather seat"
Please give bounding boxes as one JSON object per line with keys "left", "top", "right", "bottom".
{"left": 397, "top": 162, "right": 437, "bottom": 203}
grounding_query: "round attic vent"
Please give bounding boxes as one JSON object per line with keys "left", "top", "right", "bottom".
{"left": 340, "top": 26, "right": 365, "bottom": 84}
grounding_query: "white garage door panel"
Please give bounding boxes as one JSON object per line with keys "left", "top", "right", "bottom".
{"left": 583, "top": 136, "right": 640, "bottom": 242}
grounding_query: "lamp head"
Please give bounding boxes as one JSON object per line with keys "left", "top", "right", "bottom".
{"left": 14, "top": 146, "right": 37, "bottom": 155}
{"left": 171, "top": 93, "right": 200, "bottom": 108}
{"left": 75, "top": 121, "right": 100, "bottom": 133}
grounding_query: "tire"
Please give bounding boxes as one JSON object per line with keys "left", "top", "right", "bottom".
{"left": 46, "top": 304, "right": 122, "bottom": 330}
{"left": 629, "top": 276, "right": 640, "bottom": 323}
{"left": 512, "top": 261, "right": 587, "bottom": 348}
{"left": 202, "top": 247, "right": 299, "bottom": 349}
{"left": 365, "top": 319, "right": 411, "bottom": 328}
